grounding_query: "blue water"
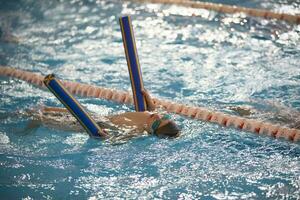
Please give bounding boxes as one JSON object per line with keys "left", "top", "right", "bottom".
{"left": 0, "top": 0, "right": 300, "bottom": 199}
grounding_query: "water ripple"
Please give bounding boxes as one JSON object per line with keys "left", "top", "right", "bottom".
{"left": 0, "top": 0, "right": 299, "bottom": 199}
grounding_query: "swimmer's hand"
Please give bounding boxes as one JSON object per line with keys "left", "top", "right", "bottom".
{"left": 229, "top": 106, "right": 253, "bottom": 116}
{"left": 142, "top": 89, "right": 156, "bottom": 111}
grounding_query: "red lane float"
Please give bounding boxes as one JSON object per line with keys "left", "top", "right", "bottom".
{"left": 1, "top": 66, "right": 299, "bottom": 142}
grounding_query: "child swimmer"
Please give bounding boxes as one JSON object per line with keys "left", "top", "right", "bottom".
{"left": 25, "top": 90, "right": 180, "bottom": 139}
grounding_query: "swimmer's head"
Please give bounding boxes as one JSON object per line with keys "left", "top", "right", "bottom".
{"left": 147, "top": 113, "right": 180, "bottom": 138}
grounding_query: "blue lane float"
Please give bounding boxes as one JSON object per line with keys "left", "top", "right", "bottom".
{"left": 119, "top": 15, "right": 147, "bottom": 112}
{"left": 43, "top": 74, "right": 108, "bottom": 138}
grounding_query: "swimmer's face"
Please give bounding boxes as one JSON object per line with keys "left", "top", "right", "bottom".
{"left": 147, "top": 113, "right": 180, "bottom": 137}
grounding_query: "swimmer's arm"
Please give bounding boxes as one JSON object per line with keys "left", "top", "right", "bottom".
{"left": 142, "top": 89, "right": 156, "bottom": 111}
{"left": 21, "top": 106, "right": 70, "bottom": 119}
{"left": 228, "top": 106, "right": 253, "bottom": 117}
{"left": 23, "top": 106, "right": 84, "bottom": 132}
{"left": 41, "top": 106, "right": 69, "bottom": 113}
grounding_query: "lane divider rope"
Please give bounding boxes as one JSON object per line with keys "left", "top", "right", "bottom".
{"left": 1, "top": 66, "right": 299, "bottom": 142}
{"left": 129, "top": 0, "right": 300, "bottom": 24}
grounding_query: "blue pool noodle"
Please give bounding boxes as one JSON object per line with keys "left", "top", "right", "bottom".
{"left": 43, "top": 74, "right": 108, "bottom": 138}
{"left": 119, "top": 16, "right": 147, "bottom": 112}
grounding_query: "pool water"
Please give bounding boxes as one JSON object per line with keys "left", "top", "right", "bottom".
{"left": 0, "top": 0, "right": 300, "bottom": 199}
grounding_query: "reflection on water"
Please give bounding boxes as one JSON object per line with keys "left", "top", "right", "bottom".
{"left": 0, "top": 0, "right": 300, "bottom": 199}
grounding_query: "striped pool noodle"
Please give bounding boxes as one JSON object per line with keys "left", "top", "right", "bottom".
{"left": 0, "top": 66, "right": 299, "bottom": 142}
{"left": 119, "top": 16, "right": 148, "bottom": 112}
{"left": 129, "top": 0, "right": 300, "bottom": 24}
